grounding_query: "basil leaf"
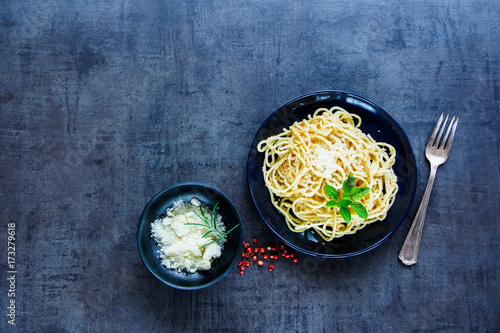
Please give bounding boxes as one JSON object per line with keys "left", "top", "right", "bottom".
{"left": 338, "top": 198, "right": 352, "bottom": 208}
{"left": 324, "top": 184, "right": 338, "bottom": 200}
{"left": 339, "top": 207, "right": 351, "bottom": 224}
{"left": 350, "top": 187, "right": 370, "bottom": 201}
{"left": 350, "top": 202, "right": 368, "bottom": 219}
{"left": 326, "top": 200, "right": 338, "bottom": 207}
{"left": 343, "top": 173, "right": 355, "bottom": 195}
{"left": 348, "top": 187, "right": 362, "bottom": 197}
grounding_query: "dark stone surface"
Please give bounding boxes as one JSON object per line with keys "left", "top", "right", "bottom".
{"left": 1, "top": 0, "right": 498, "bottom": 332}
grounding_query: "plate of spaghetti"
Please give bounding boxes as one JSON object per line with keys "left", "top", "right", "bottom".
{"left": 247, "top": 91, "right": 417, "bottom": 258}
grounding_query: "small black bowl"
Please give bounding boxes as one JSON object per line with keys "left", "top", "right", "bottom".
{"left": 137, "top": 183, "right": 243, "bottom": 290}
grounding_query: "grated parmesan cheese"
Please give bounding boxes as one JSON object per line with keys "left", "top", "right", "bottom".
{"left": 151, "top": 198, "right": 225, "bottom": 273}
{"left": 311, "top": 147, "right": 337, "bottom": 178}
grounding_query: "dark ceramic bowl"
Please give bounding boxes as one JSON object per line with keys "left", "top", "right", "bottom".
{"left": 137, "top": 183, "right": 243, "bottom": 290}
{"left": 247, "top": 91, "right": 417, "bottom": 258}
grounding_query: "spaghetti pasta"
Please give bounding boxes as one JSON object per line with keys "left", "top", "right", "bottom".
{"left": 257, "top": 106, "right": 398, "bottom": 241}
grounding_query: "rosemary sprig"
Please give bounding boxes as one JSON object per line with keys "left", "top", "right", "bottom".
{"left": 185, "top": 201, "right": 239, "bottom": 249}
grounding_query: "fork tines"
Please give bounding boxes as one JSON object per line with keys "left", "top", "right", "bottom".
{"left": 428, "top": 113, "right": 459, "bottom": 150}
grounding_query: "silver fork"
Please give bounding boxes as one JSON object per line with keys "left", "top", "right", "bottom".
{"left": 399, "top": 114, "right": 458, "bottom": 265}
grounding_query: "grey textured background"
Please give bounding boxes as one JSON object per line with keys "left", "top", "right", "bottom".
{"left": 1, "top": 0, "right": 499, "bottom": 332}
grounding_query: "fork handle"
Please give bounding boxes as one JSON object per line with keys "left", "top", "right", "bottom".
{"left": 399, "top": 163, "right": 438, "bottom": 265}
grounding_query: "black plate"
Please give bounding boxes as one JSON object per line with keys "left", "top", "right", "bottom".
{"left": 247, "top": 91, "right": 417, "bottom": 258}
{"left": 137, "top": 183, "right": 243, "bottom": 289}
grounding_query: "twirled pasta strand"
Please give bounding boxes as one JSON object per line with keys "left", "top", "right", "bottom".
{"left": 257, "top": 107, "right": 398, "bottom": 241}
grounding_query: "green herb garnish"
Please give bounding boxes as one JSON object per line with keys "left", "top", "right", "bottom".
{"left": 185, "top": 201, "right": 239, "bottom": 249}
{"left": 324, "top": 174, "right": 370, "bottom": 224}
